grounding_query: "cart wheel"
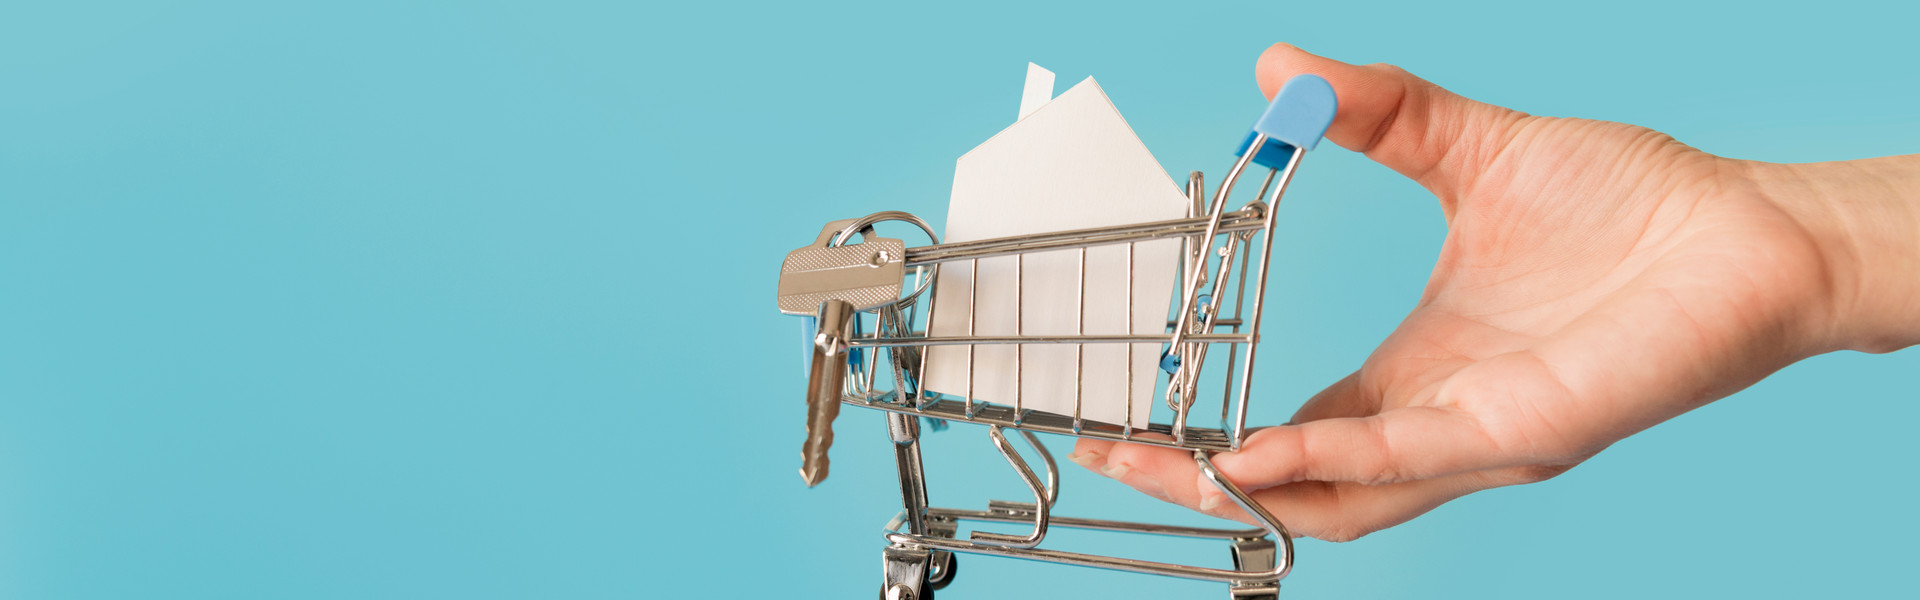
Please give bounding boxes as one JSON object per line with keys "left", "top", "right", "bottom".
{"left": 926, "top": 552, "right": 958, "bottom": 590}
{"left": 880, "top": 583, "right": 932, "bottom": 600}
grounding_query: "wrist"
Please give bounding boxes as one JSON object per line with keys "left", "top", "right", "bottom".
{"left": 1745, "top": 155, "right": 1920, "bottom": 353}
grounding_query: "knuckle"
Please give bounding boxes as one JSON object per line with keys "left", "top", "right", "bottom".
{"left": 1314, "top": 523, "right": 1371, "bottom": 543}
{"left": 1355, "top": 418, "right": 1410, "bottom": 486}
{"left": 1358, "top": 465, "right": 1408, "bottom": 487}
{"left": 1362, "top": 62, "right": 1414, "bottom": 80}
{"left": 1510, "top": 463, "right": 1575, "bottom": 485}
{"left": 1311, "top": 490, "right": 1378, "bottom": 542}
{"left": 1207, "top": 504, "right": 1254, "bottom": 525}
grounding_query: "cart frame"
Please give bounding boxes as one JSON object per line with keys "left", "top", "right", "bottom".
{"left": 780, "top": 74, "right": 1338, "bottom": 600}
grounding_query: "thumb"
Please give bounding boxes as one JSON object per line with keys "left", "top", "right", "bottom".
{"left": 1256, "top": 43, "right": 1523, "bottom": 213}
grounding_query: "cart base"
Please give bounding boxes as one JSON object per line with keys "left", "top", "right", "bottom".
{"left": 883, "top": 509, "right": 1282, "bottom": 599}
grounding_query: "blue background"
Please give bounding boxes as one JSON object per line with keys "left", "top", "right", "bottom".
{"left": 3, "top": 1, "right": 1915, "bottom": 598}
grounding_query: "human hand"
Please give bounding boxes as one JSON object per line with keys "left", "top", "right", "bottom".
{"left": 1068, "top": 44, "right": 1920, "bottom": 541}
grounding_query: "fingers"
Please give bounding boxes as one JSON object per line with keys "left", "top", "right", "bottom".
{"left": 1254, "top": 43, "right": 1525, "bottom": 211}
{"left": 1072, "top": 374, "right": 1512, "bottom": 506}
{"left": 1206, "top": 405, "right": 1510, "bottom": 491}
{"left": 1068, "top": 436, "right": 1195, "bottom": 504}
{"left": 1076, "top": 435, "right": 1544, "bottom": 541}
{"left": 1073, "top": 436, "right": 1231, "bottom": 510}
{"left": 1226, "top": 469, "right": 1532, "bottom": 541}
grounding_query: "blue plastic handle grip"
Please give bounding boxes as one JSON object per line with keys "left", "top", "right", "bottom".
{"left": 1235, "top": 131, "right": 1295, "bottom": 170}
{"left": 1251, "top": 74, "right": 1338, "bottom": 151}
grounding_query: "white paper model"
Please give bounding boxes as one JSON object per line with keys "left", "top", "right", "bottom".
{"left": 924, "top": 63, "right": 1187, "bottom": 429}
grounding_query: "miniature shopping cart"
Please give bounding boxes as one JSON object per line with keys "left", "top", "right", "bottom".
{"left": 774, "top": 75, "right": 1338, "bottom": 599}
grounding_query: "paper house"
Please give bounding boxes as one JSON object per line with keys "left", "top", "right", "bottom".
{"left": 924, "top": 64, "right": 1188, "bottom": 429}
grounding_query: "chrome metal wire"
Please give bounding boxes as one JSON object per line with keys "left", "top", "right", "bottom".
{"left": 796, "top": 142, "right": 1311, "bottom": 595}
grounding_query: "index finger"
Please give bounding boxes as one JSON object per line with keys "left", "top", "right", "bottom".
{"left": 1210, "top": 404, "right": 1505, "bottom": 489}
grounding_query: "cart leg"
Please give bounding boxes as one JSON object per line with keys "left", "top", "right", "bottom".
{"left": 924, "top": 515, "right": 958, "bottom": 590}
{"left": 1228, "top": 537, "right": 1280, "bottom": 599}
{"left": 888, "top": 412, "right": 930, "bottom": 536}
{"left": 881, "top": 544, "right": 933, "bottom": 600}
{"left": 888, "top": 408, "right": 953, "bottom": 597}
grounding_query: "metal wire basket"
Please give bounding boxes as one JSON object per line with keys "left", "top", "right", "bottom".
{"left": 775, "top": 74, "right": 1338, "bottom": 599}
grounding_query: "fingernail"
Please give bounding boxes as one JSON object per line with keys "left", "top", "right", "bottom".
{"left": 1199, "top": 494, "right": 1223, "bottom": 511}
{"left": 1100, "top": 463, "right": 1131, "bottom": 479}
{"left": 1136, "top": 477, "right": 1170, "bottom": 501}
{"left": 1066, "top": 450, "right": 1100, "bottom": 468}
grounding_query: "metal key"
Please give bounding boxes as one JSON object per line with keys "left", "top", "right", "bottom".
{"left": 778, "top": 220, "right": 906, "bottom": 486}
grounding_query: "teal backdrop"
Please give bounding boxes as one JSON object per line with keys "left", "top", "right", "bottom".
{"left": 3, "top": 1, "right": 1915, "bottom": 598}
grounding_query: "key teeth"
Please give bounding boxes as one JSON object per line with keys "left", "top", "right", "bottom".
{"left": 799, "top": 465, "right": 826, "bottom": 487}
{"left": 800, "top": 432, "right": 833, "bottom": 487}
{"left": 801, "top": 390, "right": 842, "bottom": 487}
{"left": 800, "top": 298, "right": 852, "bottom": 488}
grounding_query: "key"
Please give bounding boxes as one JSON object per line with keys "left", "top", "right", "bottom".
{"left": 800, "top": 299, "right": 852, "bottom": 487}
{"left": 777, "top": 220, "right": 907, "bottom": 316}
{"left": 778, "top": 220, "right": 906, "bottom": 486}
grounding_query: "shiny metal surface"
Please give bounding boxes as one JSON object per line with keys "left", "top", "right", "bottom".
{"left": 881, "top": 544, "right": 932, "bottom": 600}
{"left": 1073, "top": 247, "right": 1085, "bottom": 433}
{"left": 831, "top": 210, "right": 942, "bottom": 306}
{"left": 880, "top": 450, "right": 1294, "bottom": 585}
{"left": 1182, "top": 171, "right": 1210, "bottom": 290}
{"left": 849, "top": 332, "right": 1252, "bottom": 348}
{"left": 967, "top": 427, "right": 1052, "bottom": 548}
{"left": 1124, "top": 241, "right": 1135, "bottom": 438}
{"left": 1231, "top": 147, "right": 1303, "bottom": 449}
{"left": 844, "top": 395, "right": 1238, "bottom": 452}
{"left": 778, "top": 126, "right": 1317, "bottom": 594}
{"left": 1013, "top": 253, "right": 1023, "bottom": 424}
{"left": 1230, "top": 538, "right": 1281, "bottom": 599}
{"left": 776, "top": 221, "right": 907, "bottom": 316}
{"left": 888, "top": 412, "right": 931, "bottom": 537}
{"left": 928, "top": 505, "right": 1263, "bottom": 539}
{"left": 1167, "top": 134, "right": 1264, "bottom": 351}
{"left": 1195, "top": 450, "right": 1293, "bottom": 581}
{"left": 799, "top": 298, "right": 853, "bottom": 486}
{"left": 1186, "top": 171, "right": 1206, "bottom": 218}
{"left": 902, "top": 210, "right": 1267, "bottom": 266}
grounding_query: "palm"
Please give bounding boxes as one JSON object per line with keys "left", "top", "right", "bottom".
{"left": 1359, "top": 116, "right": 1825, "bottom": 459}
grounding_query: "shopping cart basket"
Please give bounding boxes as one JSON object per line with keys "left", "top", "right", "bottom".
{"left": 774, "top": 74, "right": 1338, "bottom": 599}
